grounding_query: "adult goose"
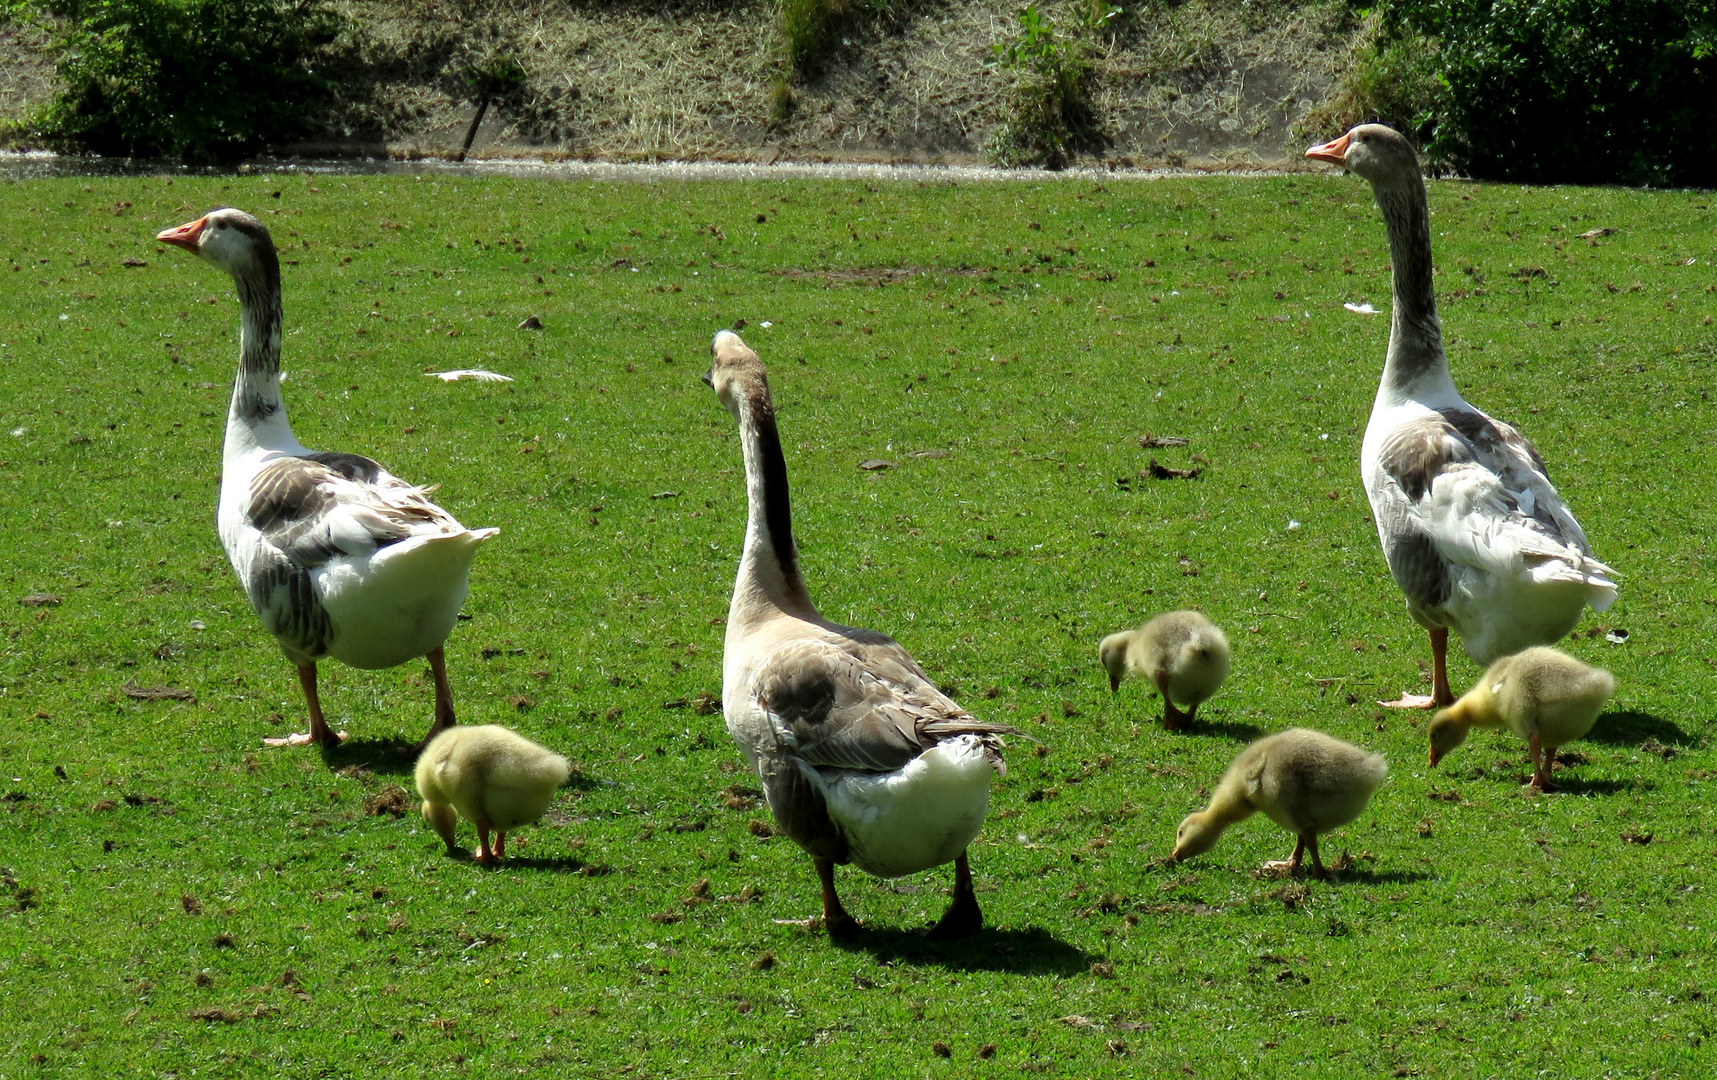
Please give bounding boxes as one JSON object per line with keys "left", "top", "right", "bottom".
{"left": 158, "top": 209, "right": 498, "bottom": 748}
{"left": 1305, "top": 126, "right": 1616, "bottom": 707}
{"left": 706, "top": 330, "right": 1019, "bottom": 939}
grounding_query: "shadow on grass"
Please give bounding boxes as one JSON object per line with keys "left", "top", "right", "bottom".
{"left": 1184, "top": 718, "right": 1266, "bottom": 743}
{"left": 831, "top": 925, "right": 1093, "bottom": 975}
{"left": 486, "top": 854, "right": 613, "bottom": 874}
{"left": 1586, "top": 710, "right": 1692, "bottom": 748}
{"left": 1326, "top": 867, "right": 1434, "bottom": 886}
{"left": 425, "top": 848, "right": 614, "bottom": 874}
{"left": 318, "top": 737, "right": 606, "bottom": 789}
{"left": 321, "top": 735, "right": 421, "bottom": 776}
{"left": 1549, "top": 776, "right": 1652, "bottom": 797}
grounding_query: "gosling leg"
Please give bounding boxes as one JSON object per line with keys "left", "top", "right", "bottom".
{"left": 1264, "top": 835, "right": 1308, "bottom": 875}
{"left": 1156, "top": 672, "right": 1187, "bottom": 731}
{"left": 1527, "top": 733, "right": 1559, "bottom": 792}
{"left": 475, "top": 818, "right": 499, "bottom": 866}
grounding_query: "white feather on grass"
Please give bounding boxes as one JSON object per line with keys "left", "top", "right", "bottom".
{"left": 1344, "top": 302, "right": 1379, "bottom": 315}
{"left": 424, "top": 369, "right": 514, "bottom": 383}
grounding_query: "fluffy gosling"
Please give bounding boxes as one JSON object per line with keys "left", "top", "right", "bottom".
{"left": 1429, "top": 646, "right": 1614, "bottom": 792}
{"left": 1099, "top": 610, "right": 1231, "bottom": 729}
{"left": 1171, "top": 728, "right": 1387, "bottom": 878}
{"left": 415, "top": 725, "right": 571, "bottom": 865}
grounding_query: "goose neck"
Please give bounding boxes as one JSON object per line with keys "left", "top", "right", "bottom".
{"left": 1375, "top": 177, "right": 1455, "bottom": 403}
{"left": 223, "top": 256, "right": 295, "bottom": 455}
{"left": 731, "top": 382, "right": 815, "bottom": 622}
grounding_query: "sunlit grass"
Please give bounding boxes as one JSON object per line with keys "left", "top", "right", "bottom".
{"left": 0, "top": 170, "right": 1713, "bottom": 1076}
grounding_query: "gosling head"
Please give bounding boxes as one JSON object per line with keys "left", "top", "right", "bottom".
{"left": 1305, "top": 123, "right": 1421, "bottom": 188}
{"left": 157, "top": 207, "right": 276, "bottom": 277}
{"left": 1097, "top": 631, "right": 1133, "bottom": 693}
{"left": 1427, "top": 710, "right": 1470, "bottom": 768}
{"left": 1168, "top": 810, "right": 1221, "bottom": 864}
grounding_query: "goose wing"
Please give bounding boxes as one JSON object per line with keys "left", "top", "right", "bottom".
{"left": 1375, "top": 408, "right": 1614, "bottom": 606}
{"left": 749, "top": 630, "right": 1014, "bottom": 775}
{"left": 246, "top": 452, "right": 457, "bottom": 570}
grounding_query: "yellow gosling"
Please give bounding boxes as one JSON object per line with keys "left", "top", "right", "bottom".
{"left": 1171, "top": 728, "right": 1387, "bottom": 877}
{"left": 1098, "top": 610, "right": 1231, "bottom": 730}
{"left": 415, "top": 725, "right": 570, "bottom": 865}
{"left": 1429, "top": 646, "right": 1614, "bottom": 792}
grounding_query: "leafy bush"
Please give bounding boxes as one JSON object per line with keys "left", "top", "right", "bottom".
{"left": 986, "top": 4, "right": 1106, "bottom": 168}
{"left": 1294, "top": 14, "right": 1446, "bottom": 148}
{"left": 1382, "top": 0, "right": 1717, "bottom": 185}
{"left": 780, "top": 0, "right": 888, "bottom": 81}
{"left": 20, "top": 0, "right": 343, "bottom": 161}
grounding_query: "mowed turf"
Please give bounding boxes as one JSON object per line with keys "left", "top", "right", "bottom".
{"left": 0, "top": 169, "right": 1713, "bottom": 1077}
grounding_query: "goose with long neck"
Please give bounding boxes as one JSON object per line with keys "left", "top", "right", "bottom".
{"left": 706, "top": 330, "right": 1019, "bottom": 939}
{"left": 158, "top": 209, "right": 498, "bottom": 748}
{"left": 1306, "top": 126, "right": 1615, "bottom": 708}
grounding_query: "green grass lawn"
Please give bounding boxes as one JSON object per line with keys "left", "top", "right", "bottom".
{"left": 0, "top": 168, "right": 1713, "bottom": 1077}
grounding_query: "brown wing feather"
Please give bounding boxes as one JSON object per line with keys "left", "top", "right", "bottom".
{"left": 752, "top": 629, "right": 1018, "bottom": 775}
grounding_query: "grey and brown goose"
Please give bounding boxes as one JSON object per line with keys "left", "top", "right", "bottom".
{"left": 1306, "top": 125, "right": 1615, "bottom": 708}
{"left": 705, "top": 330, "right": 1019, "bottom": 940}
{"left": 158, "top": 209, "right": 497, "bottom": 748}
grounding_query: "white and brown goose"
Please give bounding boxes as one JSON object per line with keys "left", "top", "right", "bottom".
{"left": 1306, "top": 125, "right": 1616, "bottom": 708}
{"left": 158, "top": 209, "right": 497, "bottom": 748}
{"left": 705, "top": 330, "right": 1019, "bottom": 940}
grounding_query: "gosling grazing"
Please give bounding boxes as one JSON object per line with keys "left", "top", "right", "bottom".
{"left": 415, "top": 725, "right": 571, "bottom": 865}
{"left": 1171, "top": 728, "right": 1387, "bottom": 878}
{"left": 1099, "top": 611, "right": 1231, "bottom": 729}
{"left": 1429, "top": 646, "right": 1614, "bottom": 791}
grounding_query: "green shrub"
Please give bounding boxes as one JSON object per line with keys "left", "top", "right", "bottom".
{"left": 1294, "top": 14, "right": 1445, "bottom": 147}
{"left": 986, "top": 4, "right": 1105, "bottom": 168}
{"left": 1383, "top": 0, "right": 1717, "bottom": 185}
{"left": 780, "top": 0, "right": 887, "bottom": 81}
{"left": 20, "top": 0, "right": 343, "bottom": 161}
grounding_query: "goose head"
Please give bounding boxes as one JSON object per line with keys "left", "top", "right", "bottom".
{"left": 1305, "top": 124, "right": 1421, "bottom": 188}
{"left": 157, "top": 208, "right": 277, "bottom": 277}
{"left": 703, "top": 330, "right": 769, "bottom": 413}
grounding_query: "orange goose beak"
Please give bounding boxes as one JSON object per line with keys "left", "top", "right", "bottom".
{"left": 156, "top": 217, "right": 207, "bottom": 253}
{"left": 1305, "top": 132, "right": 1352, "bottom": 167}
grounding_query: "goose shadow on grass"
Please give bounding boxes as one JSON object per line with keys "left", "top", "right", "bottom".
{"left": 319, "top": 736, "right": 606, "bottom": 792}
{"left": 320, "top": 735, "right": 422, "bottom": 776}
{"left": 1322, "top": 867, "right": 1434, "bottom": 886}
{"left": 1183, "top": 717, "right": 1266, "bottom": 743}
{"left": 1449, "top": 770, "right": 1653, "bottom": 797}
{"left": 1546, "top": 776, "right": 1652, "bottom": 797}
{"left": 1585, "top": 710, "right": 1693, "bottom": 749}
{"left": 468, "top": 854, "right": 612, "bottom": 874}
{"left": 830, "top": 925, "right": 1093, "bottom": 975}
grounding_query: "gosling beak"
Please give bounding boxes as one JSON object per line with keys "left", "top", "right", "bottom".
{"left": 1108, "top": 671, "right": 1120, "bottom": 693}
{"left": 700, "top": 369, "right": 714, "bottom": 388}
{"left": 156, "top": 216, "right": 206, "bottom": 253}
{"left": 1305, "top": 131, "right": 1352, "bottom": 167}
{"left": 1428, "top": 747, "right": 1443, "bottom": 768}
